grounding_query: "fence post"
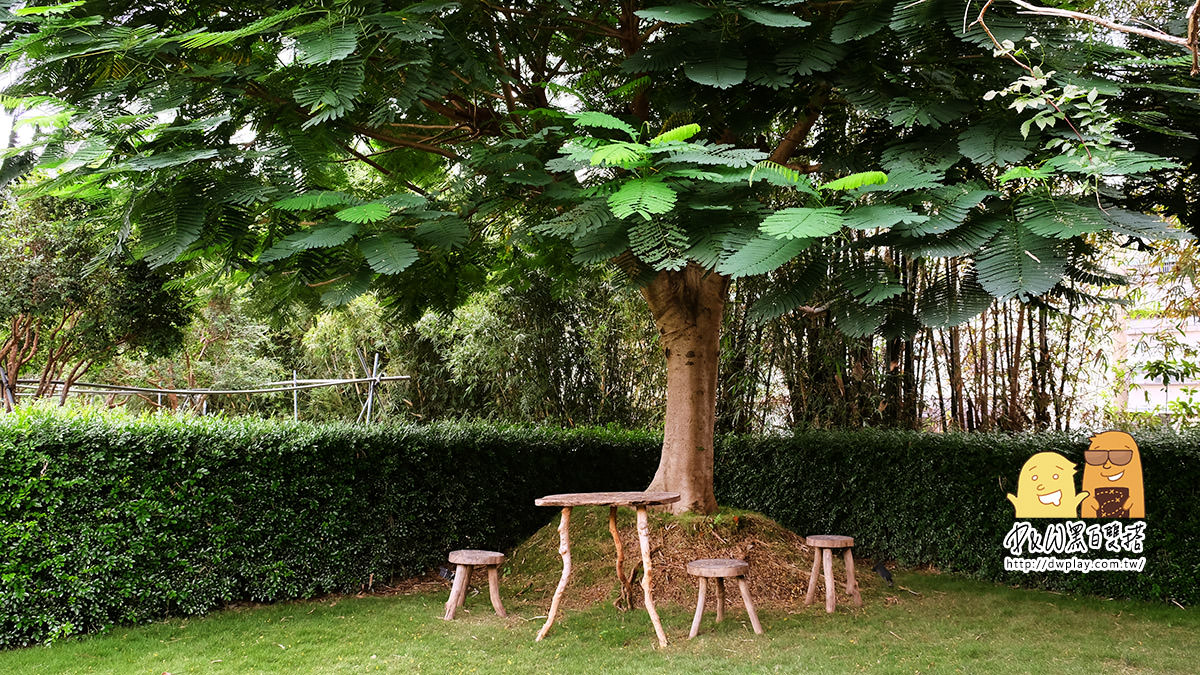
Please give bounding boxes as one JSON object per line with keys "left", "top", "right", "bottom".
{"left": 0, "top": 369, "right": 15, "bottom": 412}
{"left": 365, "top": 353, "right": 380, "bottom": 424}
{"left": 293, "top": 370, "right": 299, "bottom": 421}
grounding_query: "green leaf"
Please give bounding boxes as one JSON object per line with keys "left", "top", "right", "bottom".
{"left": 831, "top": 1, "right": 891, "bottom": 44}
{"left": 608, "top": 177, "right": 677, "bottom": 220}
{"left": 917, "top": 269, "right": 993, "bottom": 328}
{"left": 259, "top": 222, "right": 359, "bottom": 262}
{"left": 109, "top": 149, "right": 218, "bottom": 172}
{"left": 180, "top": 7, "right": 306, "bottom": 48}
{"left": 819, "top": 171, "right": 888, "bottom": 191}
{"left": 361, "top": 234, "right": 419, "bottom": 274}
{"left": 274, "top": 191, "right": 355, "bottom": 211}
{"left": 738, "top": 7, "right": 809, "bottom": 27}
{"left": 533, "top": 200, "right": 613, "bottom": 238}
{"left": 843, "top": 205, "right": 928, "bottom": 230}
{"left": 649, "top": 123, "right": 701, "bottom": 145}
{"left": 776, "top": 41, "right": 845, "bottom": 76}
{"left": 295, "top": 25, "right": 358, "bottom": 65}
{"left": 634, "top": 4, "right": 715, "bottom": 23}
{"left": 335, "top": 202, "right": 391, "bottom": 224}
{"left": 320, "top": 268, "right": 374, "bottom": 307}
{"left": 760, "top": 207, "right": 843, "bottom": 239}
{"left": 684, "top": 46, "right": 747, "bottom": 89}
{"left": 14, "top": 1, "right": 84, "bottom": 16}
{"left": 414, "top": 218, "right": 469, "bottom": 249}
{"left": 568, "top": 112, "right": 638, "bottom": 139}
{"left": 629, "top": 219, "right": 689, "bottom": 270}
{"left": 998, "top": 165, "right": 1053, "bottom": 183}
{"left": 957, "top": 123, "right": 1033, "bottom": 165}
{"left": 833, "top": 301, "right": 887, "bottom": 338}
{"left": 904, "top": 186, "right": 996, "bottom": 236}
{"left": 975, "top": 222, "right": 1066, "bottom": 300}
{"left": 590, "top": 141, "right": 649, "bottom": 168}
{"left": 718, "top": 235, "right": 814, "bottom": 277}
{"left": 843, "top": 260, "right": 904, "bottom": 305}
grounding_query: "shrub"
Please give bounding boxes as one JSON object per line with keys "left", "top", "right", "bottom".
{"left": 716, "top": 428, "right": 1200, "bottom": 606}
{"left": 0, "top": 407, "right": 656, "bottom": 647}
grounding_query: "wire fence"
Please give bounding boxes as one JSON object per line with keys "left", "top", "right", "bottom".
{"left": 1, "top": 354, "right": 408, "bottom": 423}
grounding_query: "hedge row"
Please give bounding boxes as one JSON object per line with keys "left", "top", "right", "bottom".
{"left": 717, "top": 428, "right": 1200, "bottom": 606}
{"left": 0, "top": 408, "right": 656, "bottom": 647}
{"left": 3, "top": 409, "right": 1199, "bottom": 647}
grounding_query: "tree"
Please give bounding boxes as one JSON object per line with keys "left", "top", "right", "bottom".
{"left": 1, "top": 1, "right": 1190, "bottom": 512}
{"left": 0, "top": 196, "right": 190, "bottom": 407}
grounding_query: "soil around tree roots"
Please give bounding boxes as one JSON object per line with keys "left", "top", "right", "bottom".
{"left": 483, "top": 507, "right": 885, "bottom": 611}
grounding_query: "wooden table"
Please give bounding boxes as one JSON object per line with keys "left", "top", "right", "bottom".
{"left": 533, "top": 491, "right": 680, "bottom": 647}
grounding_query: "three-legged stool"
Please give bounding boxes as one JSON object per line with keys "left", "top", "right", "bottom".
{"left": 804, "top": 535, "right": 862, "bottom": 613}
{"left": 443, "top": 549, "right": 507, "bottom": 620}
{"left": 686, "top": 558, "right": 764, "bottom": 638}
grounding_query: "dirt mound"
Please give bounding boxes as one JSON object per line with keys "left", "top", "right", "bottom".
{"left": 501, "top": 507, "right": 881, "bottom": 611}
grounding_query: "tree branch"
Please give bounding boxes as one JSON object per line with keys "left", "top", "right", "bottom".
{"left": 769, "top": 93, "right": 828, "bottom": 165}
{"left": 988, "top": 0, "right": 1198, "bottom": 75}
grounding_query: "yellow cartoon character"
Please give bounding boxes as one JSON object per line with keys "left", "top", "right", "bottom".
{"left": 1081, "top": 431, "right": 1144, "bottom": 519}
{"left": 1007, "top": 452, "right": 1089, "bottom": 518}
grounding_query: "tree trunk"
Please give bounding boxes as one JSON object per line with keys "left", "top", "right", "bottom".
{"left": 641, "top": 262, "right": 729, "bottom": 515}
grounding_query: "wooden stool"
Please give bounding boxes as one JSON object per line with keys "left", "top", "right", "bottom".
{"left": 686, "top": 559, "right": 764, "bottom": 638}
{"left": 804, "top": 535, "right": 862, "bottom": 613}
{"left": 443, "top": 550, "right": 507, "bottom": 620}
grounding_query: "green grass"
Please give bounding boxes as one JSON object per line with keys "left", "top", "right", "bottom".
{"left": 2, "top": 572, "right": 1196, "bottom": 674}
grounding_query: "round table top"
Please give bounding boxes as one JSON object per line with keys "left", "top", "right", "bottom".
{"left": 535, "top": 491, "right": 681, "bottom": 507}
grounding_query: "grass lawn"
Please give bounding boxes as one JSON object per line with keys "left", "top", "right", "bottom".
{"left": 2, "top": 571, "right": 1196, "bottom": 674}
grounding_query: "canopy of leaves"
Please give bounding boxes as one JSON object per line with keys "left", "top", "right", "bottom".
{"left": 0, "top": 0, "right": 1191, "bottom": 334}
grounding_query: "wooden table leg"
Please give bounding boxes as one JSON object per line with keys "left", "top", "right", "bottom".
{"left": 737, "top": 577, "right": 764, "bottom": 634}
{"left": 536, "top": 507, "right": 572, "bottom": 641}
{"left": 688, "top": 577, "right": 706, "bottom": 639}
{"left": 609, "top": 505, "right": 632, "bottom": 611}
{"left": 823, "top": 548, "right": 836, "bottom": 614}
{"left": 636, "top": 506, "right": 668, "bottom": 648}
{"left": 804, "top": 549, "right": 821, "bottom": 606}
{"left": 487, "top": 565, "right": 507, "bottom": 617}
{"left": 444, "top": 564, "right": 469, "bottom": 620}
{"left": 715, "top": 577, "right": 726, "bottom": 623}
{"left": 843, "top": 549, "right": 862, "bottom": 607}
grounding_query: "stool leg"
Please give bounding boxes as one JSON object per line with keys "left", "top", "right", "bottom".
{"left": 487, "top": 565, "right": 507, "bottom": 617}
{"left": 805, "top": 549, "right": 821, "bottom": 606}
{"left": 444, "top": 564, "right": 469, "bottom": 620}
{"left": 688, "top": 577, "right": 707, "bottom": 639}
{"left": 843, "top": 549, "right": 862, "bottom": 607}
{"left": 737, "top": 577, "right": 764, "bottom": 635}
{"left": 715, "top": 577, "right": 726, "bottom": 623}
{"left": 457, "top": 565, "right": 470, "bottom": 607}
{"left": 823, "top": 548, "right": 836, "bottom": 613}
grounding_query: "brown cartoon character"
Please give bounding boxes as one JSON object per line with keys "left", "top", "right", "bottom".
{"left": 1080, "top": 431, "right": 1144, "bottom": 519}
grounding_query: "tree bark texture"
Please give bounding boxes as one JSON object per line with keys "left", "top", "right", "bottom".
{"left": 641, "top": 263, "right": 729, "bottom": 515}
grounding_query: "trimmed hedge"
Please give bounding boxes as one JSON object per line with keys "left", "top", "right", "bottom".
{"left": 0, "top": 408, "right": 656, "bottom": 647}
{"left": 717, "top": 429, "right": 1200, "bottom": 606}
{"left": 4, "top": 409, "right": 1199, "bottom": 647}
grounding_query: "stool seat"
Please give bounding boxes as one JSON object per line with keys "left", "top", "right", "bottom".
{"left": 805, "top": 534, "right": 862, "bottom": 613}
{"left": 687, "top": 558, "right": 750, "bottom": 578}
{"left": 805, "top": 535, "right": 854, "bottom": 548}
{"left": 685, "top": 558, "right": 763, "bottom": 638}
{"left": 449, "top": 549, "right": 506, "bottom": 566}
{"left": 444, "top": 550, "right": 507, "bottom": 620}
